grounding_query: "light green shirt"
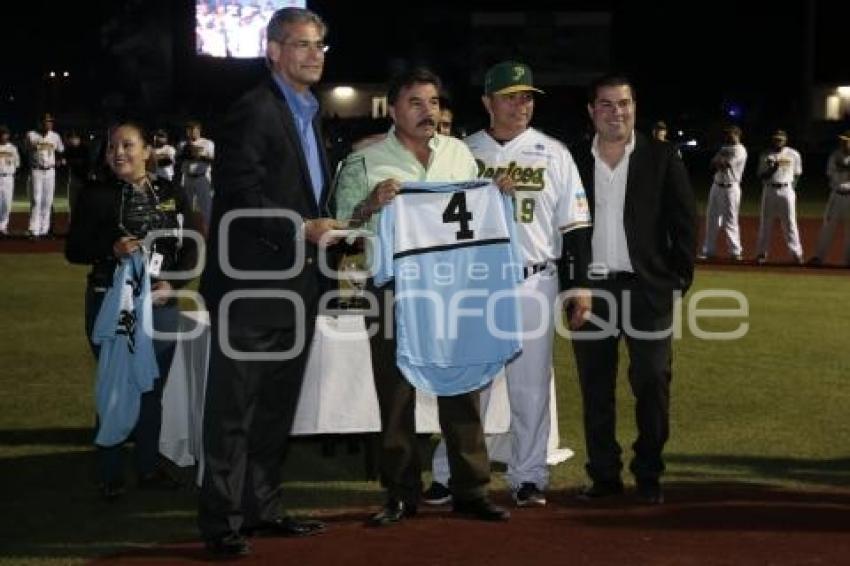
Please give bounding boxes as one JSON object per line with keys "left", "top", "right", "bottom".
{"left": 335, "top": 127, "right": 479, "bottom": 232}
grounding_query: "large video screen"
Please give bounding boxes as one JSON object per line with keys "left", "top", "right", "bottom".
{"left": 196, "top": 1, "right": 307, "bottom": 58}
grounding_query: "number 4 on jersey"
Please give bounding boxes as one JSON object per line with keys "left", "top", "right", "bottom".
{"left": 442, "top": 191, "right": 474, "bottom": 240}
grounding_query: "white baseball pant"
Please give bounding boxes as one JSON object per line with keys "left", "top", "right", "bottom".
{"left": 756, "top": 185, "right": 803, "bottom": 260}
{"left": 432, "top": 266, "right": 558, "bottom": 490}
{"left": 813, "top": 192, "right": 850, "bottom": 265}
{"left": 701, "top": 182, "right": 742, "bottom": 257}
{"left": 28, "top": 168, "right": 55, "bottom": 236}
{"left": 0, "top": 174, "right": 13, "bottom": 233}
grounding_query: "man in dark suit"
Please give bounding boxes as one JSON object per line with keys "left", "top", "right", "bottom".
{"left": 197, "top": 7, "right": 342, "bottom": 558}
{"left": 567, "top": 74, "right": 696, "bottom": 505}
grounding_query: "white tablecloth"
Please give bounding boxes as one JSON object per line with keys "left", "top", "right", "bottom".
{"left": 160, "top": 312, "right": 571, "bottom": 468}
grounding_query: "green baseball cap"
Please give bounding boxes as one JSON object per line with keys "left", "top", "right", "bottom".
{"left": 484, "top": 61, "right": 545, "bottom": 96}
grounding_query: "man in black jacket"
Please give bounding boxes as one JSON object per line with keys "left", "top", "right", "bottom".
{"left": 197, "top": 7, "right": 341, "bottom": 558}
{"left": 569, "top": 74, "right": 696, "bottom": 505}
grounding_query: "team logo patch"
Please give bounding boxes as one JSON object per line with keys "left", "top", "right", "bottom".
{"left": 513, "top": 66, "right": 525, "bottom": 80}
{"left": 575, "top": 191, "right": 589, "bottom": 215}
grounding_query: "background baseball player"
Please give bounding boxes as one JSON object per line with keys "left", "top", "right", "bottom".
{"left": 153, "top": 129, "right": 177, "bottom": 181}
{"left": 26, "top": 113, "right": 64, "bottom": 239}
{"left": 809, "top": 130, "right": 850, "bottom": 266}
{"left": 755, "top": 129, "right": 803, "bottom": 264}
{"left": 701, "top": 125, "right": 747, "bottom": 260}
{"left": 177, "top": 120, "right": 214, "bottom": 231}
{"left": 0, "top": 125, "right": 20, "bottom": 236}
{"left": 426, "top": 61, "right": 591, "bottom": 507}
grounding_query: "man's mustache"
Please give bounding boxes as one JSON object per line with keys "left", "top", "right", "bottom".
{"left": 417, "top": 118, "right": 436, "bottom": 128}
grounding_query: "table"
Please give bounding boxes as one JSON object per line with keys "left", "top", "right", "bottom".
{"left": 160, "top": 312, "right": 572, "bottom": 472}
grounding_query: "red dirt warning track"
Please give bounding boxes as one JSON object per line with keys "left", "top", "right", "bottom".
{"left": 92, "top": 485, "right": 850, "bottom": 566}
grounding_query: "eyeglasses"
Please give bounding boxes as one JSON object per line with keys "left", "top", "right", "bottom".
{"left": 279, "top": 39, "right": 330, "bottom": 54}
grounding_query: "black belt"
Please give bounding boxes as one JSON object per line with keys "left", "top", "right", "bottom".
{"left": 770, "top": 182, "right": 789, "bottom": 188}
{"left": 592, "top": 270, "right": 638, "bottom": 282}
{"left": 716, "top": 182, "right": 734, "bottom": 188}
{"left": 836, "top": 190, "right": 850, "bottom": 196}
{"left": 0, "top": 173, "right": 12, "bottom": 177}
{"left": 33, "top": 166, "right": 54, "bottom": 170}
{"left": 523, "top": 262, "right": 549, "bottom": 279}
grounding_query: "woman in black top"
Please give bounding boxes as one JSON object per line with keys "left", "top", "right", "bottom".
{"left": 66, "top": 121, "right": 200, "bottom": 499}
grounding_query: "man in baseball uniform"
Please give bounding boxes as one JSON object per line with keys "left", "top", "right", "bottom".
{"left": 26, "top": 113, "right": 64, "bottom": 239}
{"left": 0, "top": 125, "right": 20, "bottom": 236}
{"left": 809, "top": 130, "right": 850, "bottom": 266}
{"left": 700, "top": 125, "right": 747, "bottom": 260}
{"left": 755, "top": 129, "right": 803, "bottom": 264}
{"left": 153, "top": 129, "right": 177, "bottom": 181}
{"left": 425, "top": 61, "right": 592, "bottom": 507}
{"left": 177, "top": 120, "right": 214, "bottom": 231}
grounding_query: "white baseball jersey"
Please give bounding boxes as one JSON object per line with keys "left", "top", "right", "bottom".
{"left": 712, "top": 143, "right": 747, "bottom": 184}
{"left": 26, "top": 130, "right": 64, "bottom": 169}
{"left": 374, "top": 181, "right": 522, "bottom": 396}
{"left": 758, "top": 146, "right": 802, "bottom": 185}
{"left": 0, "top": 143, "right": 20, "bottom": 175}
{"left": 179, "top": 138, "right": 214, "bottom": 179}
{"left": 464, "top": 128, "right": 591, "bottom": 265}
{"left": 154, "top": 144, "right": 177, "bottom": 181}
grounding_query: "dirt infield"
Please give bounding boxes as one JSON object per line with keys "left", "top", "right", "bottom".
{"left": 91, "top": 484, "right": 850, "bottom": 566}
{"left": 2, "top": 213, "right": 847, "bottom": 270}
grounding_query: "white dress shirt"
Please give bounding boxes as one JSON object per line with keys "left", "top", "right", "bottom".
{"left": 590, "top": 132, "right": 636, "bottom": 275}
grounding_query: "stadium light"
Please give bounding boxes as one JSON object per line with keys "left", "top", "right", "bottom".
{"left": 837, "top": 86, "right": 850, "bottom": 97}
{"left": 48, "top": 71, "right": 56, "bottom": 78}
{"left": 63, "top": 71, "right": 70, "bottom": 78}
{"left": 332, "top": 86, "right": 356, "bottom": 100}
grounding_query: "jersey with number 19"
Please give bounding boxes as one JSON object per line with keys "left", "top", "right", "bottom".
{"left": 374, "top": 181, "right": 522, "bottom": 396}
{"left": 465, "top": 128, "right": 591, "bottom": 264}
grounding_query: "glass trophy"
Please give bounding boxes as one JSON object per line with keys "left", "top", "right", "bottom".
{"left": 330, "top": 154, "right": 371, "bottom": 309}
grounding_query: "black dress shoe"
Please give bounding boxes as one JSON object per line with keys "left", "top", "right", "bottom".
{"left": 137, "top": 468, "right": 182, "bottom": 490}
{"left": 367, "top": 498, "right": 417, "bottom": 527}
{"left": 204, "top": 532, "right": 251, "bottom": 558}
{"left": 635, "top": 480, "right": 664, "bottom": 505}
{"left": 98, "top": 480, "right": 126, "bottom": 501}
{"left": 246, "top": 516, "right": 326, "bottom": 537}
{"left": 452, "top": 497, "right": 510, "bottom": 521}
{"left": 576, "top": 480, "right": 625, "bottom": 501}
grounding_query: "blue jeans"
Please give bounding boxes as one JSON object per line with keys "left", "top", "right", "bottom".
{"left": 85, "top": 285, "right": 179, "bottom": 484}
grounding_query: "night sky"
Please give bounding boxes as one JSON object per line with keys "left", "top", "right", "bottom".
{"left": 3, "top": 0, "right": 848, "bottom": 144}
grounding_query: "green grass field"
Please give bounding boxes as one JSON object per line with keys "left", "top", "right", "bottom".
{"left": 0, "top": 254, "right": 848, "bottom": 564}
